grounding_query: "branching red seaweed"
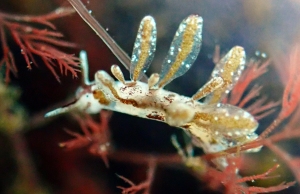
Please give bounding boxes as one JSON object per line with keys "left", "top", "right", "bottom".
{"left": 0, "top": 7, "right": 80, "bottom": 83}
{"left": 204, "top": 157, "right": 295, "bottom": 194}
{"left": 59, "top": 111, "right": 112, "bottom": 167}
{"left": 117, "top": 160, "right": 156, "bottom": 194}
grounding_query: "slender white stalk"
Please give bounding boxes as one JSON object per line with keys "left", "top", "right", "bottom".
{"left": 68, "top": 0, "right": 148, "bottom": 82}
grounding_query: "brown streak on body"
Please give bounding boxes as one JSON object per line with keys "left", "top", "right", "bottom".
{"left": 164, "top": 95, "right": 174, "bottom": 103}
{"left": 146, "top": 113, "right": 165, "bottom": 121}
{"left": 102, "top": 80, "right": 139, "bottom": 107}
{"left": 98, "top": 76, "right": 177, "bottom": 113}
{"left": 93, "top": 90, "right": 110, "bottom": 105}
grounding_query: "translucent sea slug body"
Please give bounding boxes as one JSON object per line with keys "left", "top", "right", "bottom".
{"left": 45, "top": 15, "right": 259, "bottom": 167}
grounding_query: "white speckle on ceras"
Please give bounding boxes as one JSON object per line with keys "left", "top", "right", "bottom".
{"left": 45, "top": 15, "right": 259, "bottom": 169}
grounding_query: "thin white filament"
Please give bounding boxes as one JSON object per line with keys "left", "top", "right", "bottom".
{"left": 68, "top": 0, "right": 148, "bottom": 81}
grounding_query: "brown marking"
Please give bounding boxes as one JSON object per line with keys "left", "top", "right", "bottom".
{"left": 164, "top": 94, "right": 174, "bottom": 103}
{"left": 97, "top": 73, "right": 177, "bottom": 113}
{"left": 93, "top": 90, "right": 110, "bottom": 105}
{"left": 99, "top": 76, "right": 139, "bottom": 107}
{"left": 146, "top": 112, "right": 165, "bottom": 121}
{"left": 120, "top": 85, "right": 142, "bottom": 96}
